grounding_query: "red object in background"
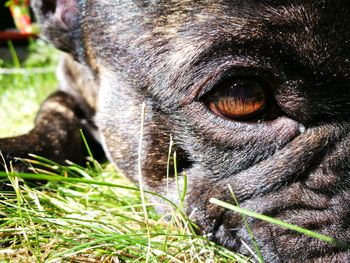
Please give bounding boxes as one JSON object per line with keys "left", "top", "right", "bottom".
{"left": 0, "top": 0, "right": 37, "bottom": 41}
{"left": 0, "top": 30, "right": 34, "bottom": 41}
{"left": 12, "top": 0, "right": 30, "bottom": 3}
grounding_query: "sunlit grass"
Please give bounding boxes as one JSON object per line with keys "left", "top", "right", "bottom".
{"left": 0, "top": 40, "right": 57, "bottom": 137}
{"left": 0, "top": 156, "right": 248, "bottom": 262}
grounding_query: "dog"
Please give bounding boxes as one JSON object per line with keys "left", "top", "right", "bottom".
{"left": 1, "top": 0, "right": 350, "bottom": 261}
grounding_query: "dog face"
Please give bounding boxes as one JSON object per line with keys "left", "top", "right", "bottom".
{"left": 32, "top": 0, "right": 350, "bottom": 261}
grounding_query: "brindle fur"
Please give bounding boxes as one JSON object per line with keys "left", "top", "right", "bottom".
{"left": 1, "top": 0, "right": 350, "bottom": 261}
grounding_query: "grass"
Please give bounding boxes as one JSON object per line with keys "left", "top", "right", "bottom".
{"left": 0, "top": 158, "right": 245, "bottom": 262}
{"left": 0, "top": 40, "right": 344, "bottom": 262}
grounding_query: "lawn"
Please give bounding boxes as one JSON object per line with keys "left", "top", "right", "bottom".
{"left": 0, "top": 41, "right": 249, "bottom": 262}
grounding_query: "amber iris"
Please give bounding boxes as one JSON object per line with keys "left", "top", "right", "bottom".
{"left": 208, "top": 79, "right": 266, "bottom": 120}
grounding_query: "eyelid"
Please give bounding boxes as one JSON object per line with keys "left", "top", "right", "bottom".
{"left": 197, "top": 67, "right": 274, "bottom": 100}
{"left": 181, "top": 59, "right": 274, "bottom": 106}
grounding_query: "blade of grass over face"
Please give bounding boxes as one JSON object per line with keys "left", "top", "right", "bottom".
{"left": 137, "top": 102, "right": 152, "bottom": 262}
{"left": 228, "top": 185, "right": 264, "bottom": 263}
{"left": 210, "top": 198, "right": 348, "bottom": 248}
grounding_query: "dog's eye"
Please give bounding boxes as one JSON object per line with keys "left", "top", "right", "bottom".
{"left": 206, "top": 79, "right": 267, "bottom": 121}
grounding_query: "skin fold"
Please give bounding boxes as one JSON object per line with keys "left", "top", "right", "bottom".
{"left": 1, "top": 0, "right": 350, "bottom": 261}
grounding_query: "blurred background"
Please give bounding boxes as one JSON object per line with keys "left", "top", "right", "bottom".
{"left": 1, "top": 0, "right": 38, "bottom": 56}
{"left": 0, "top": 0, "right": 58, "bottom": 138}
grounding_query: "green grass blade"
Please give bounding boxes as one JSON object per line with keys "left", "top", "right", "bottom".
{"left": 228, "top": 186, "right": 264, "bottom": 263}
{"left": 210, "top": 198, "right": 347, "bottom": 247}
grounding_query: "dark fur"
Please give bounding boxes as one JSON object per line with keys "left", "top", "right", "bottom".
{"left": 1, "top": 0, "right": 350, "bottom": 261}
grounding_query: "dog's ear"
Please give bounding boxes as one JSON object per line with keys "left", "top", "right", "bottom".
{"left": 31, "top": 0, "right": 80, "bottom": 57}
